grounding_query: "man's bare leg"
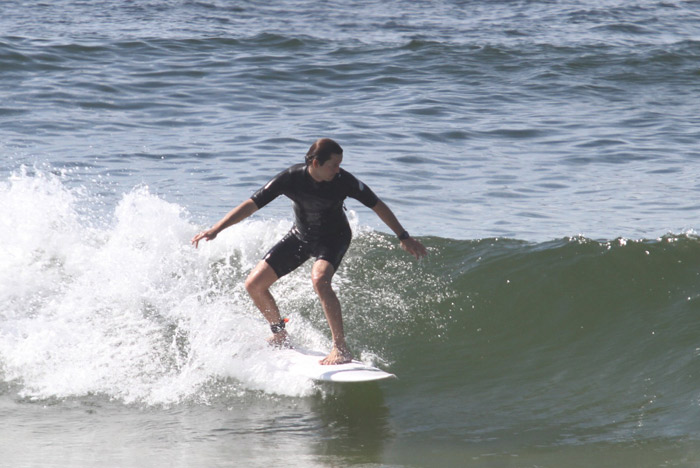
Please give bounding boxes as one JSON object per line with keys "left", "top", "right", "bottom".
{"left": 245, "top": 261, "right": 290, "bottom": 347}
{"left": 312, "top": 260, "right": 352, "bottom": 365}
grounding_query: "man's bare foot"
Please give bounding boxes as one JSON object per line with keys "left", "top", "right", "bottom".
{"left": 319, "top": 345, "right": 352, "bottom": 365}
{"left": 267, "top": 330, "right": 292, "bottom": 349}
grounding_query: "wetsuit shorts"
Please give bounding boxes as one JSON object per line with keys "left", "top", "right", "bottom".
{"left": 263, "top": 227, "right": 352, "bottom": 278}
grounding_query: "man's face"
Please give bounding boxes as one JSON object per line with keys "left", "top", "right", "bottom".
{"left": 315, "top": 153, "right": 342, "bottom": 182}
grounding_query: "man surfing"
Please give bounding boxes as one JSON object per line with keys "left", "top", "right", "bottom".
{"left": 191, "top": 138, "right": 427, "bottom": 365}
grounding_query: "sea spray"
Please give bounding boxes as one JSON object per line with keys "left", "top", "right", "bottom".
{"left": 0, "top": 169, "right": 434, "bottom": 403}
{"left": 0, "top": 170, "right": 322, "bottom": 402}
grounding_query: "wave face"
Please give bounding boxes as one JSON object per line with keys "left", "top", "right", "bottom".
{"left": 388, "top": 234, "right": 700, "bottom": 445}
{"left": 2, "top": 169, "right": 700, "bottom": 447}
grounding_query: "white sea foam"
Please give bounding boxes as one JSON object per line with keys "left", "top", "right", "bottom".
{"left": 0, "top": 168, "right": 352, "bottom": 403}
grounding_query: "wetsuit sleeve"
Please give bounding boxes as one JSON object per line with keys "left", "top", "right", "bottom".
{"left": 250, "top": 167, "right": 290, "bottom": 209}
{"left": 343, "top": 171, "right": 379, "bottom": 208}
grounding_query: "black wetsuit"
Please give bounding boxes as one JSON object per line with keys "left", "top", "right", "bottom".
{"left": 251, "top": 163, "right": 379, "bottom": 277}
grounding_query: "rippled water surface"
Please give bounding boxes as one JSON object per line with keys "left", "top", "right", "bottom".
{"left": 3, "top": 0, "right": 700, "bottom": 240}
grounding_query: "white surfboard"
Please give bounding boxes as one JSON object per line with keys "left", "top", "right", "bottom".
{"left": 278, "top": 347, "right": 396, "bottom": 383}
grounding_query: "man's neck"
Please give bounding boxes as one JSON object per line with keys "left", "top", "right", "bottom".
{"left": 306, "top": 165, "right": 325, "bottom": 183}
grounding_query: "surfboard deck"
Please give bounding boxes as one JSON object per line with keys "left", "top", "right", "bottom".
{"left": 278, "top": 347, "right": 396, "bottom": 383}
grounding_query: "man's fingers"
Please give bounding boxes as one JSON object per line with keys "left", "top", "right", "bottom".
{"left": 410, "top": 240, "right": 427, "bottom": 259}
{"left": 401, "top": 239, "right": 427, "bottom": 260}
{"left": 191, "top": 232, "right": 206, "bottom": 248}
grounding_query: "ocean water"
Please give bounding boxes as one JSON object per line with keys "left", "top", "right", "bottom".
{"left": 2, "top": 0, "right": 700, "bottom": 466}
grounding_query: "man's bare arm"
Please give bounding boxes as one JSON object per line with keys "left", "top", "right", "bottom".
{"left": 191, "top": 198, "right": 258, "bottom": 248}
{"left": 371, "top": 199, "right": 427, "bottom": 260}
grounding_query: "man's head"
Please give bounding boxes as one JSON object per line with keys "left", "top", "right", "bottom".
{"left": 305, "top": 138, "right": 343, "bottom": 166}
{"left": 305, "top": 138, "right": 343, "bottom": 182}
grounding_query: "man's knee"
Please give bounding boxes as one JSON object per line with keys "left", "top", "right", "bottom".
{"left": 311, "top": 262, "right": 335, "bottom": 294}
{"left": 311, "top": 273, "right": 332, "bottom": 294}
{"left": 244, "top": 275, "right": 259, "bottom": 295}
{"left": 246, "top": 262, "right": 277, "bottom": 296}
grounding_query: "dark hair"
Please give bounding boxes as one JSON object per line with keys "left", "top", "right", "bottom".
{"left": 305, "top": 138, "right": 343, "bottom": 165}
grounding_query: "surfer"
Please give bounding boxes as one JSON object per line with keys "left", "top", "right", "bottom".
{"left": 191, "top": 138, "right": 427, "bottom": 365}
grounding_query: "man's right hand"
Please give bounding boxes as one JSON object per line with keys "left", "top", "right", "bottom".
{"left": 191, "top": 229, "right": 217, "bottom": 248}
